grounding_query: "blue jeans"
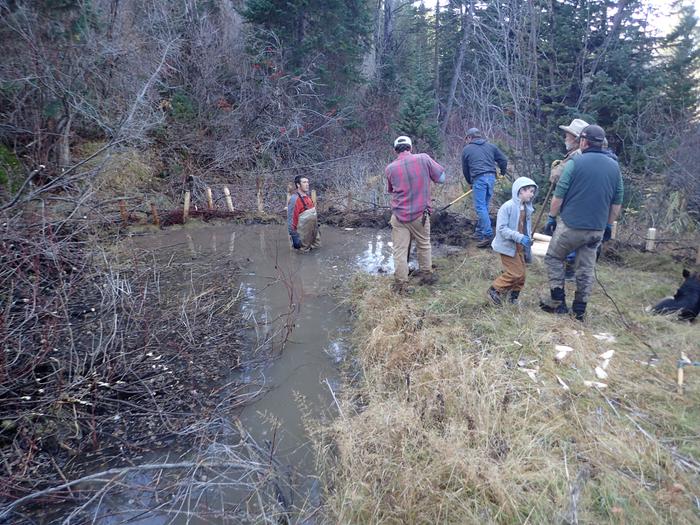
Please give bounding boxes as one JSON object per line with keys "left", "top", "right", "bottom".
{"left": 472, "top": 174, "right": 495, "bottom": 238}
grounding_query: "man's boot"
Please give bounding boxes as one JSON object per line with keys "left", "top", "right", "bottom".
{"left": 571, "top": 294, "right": 587, "bottom": 321}
{"left": 391, "top": 281, "right": 410, "bottom": 296}
{"left": 487, "top": 286, "right": 503, "bottom": 306}
{"left": 539, "top": 287, "right": 569, "bottom": 314}
{"left": 508, "top": 290, "right": 520, "bottom": 305}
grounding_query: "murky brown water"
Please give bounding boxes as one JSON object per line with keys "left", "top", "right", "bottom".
{"left": 120, "top": 222, "right": 395, "bottom": 523}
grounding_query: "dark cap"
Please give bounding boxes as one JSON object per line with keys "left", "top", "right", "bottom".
{"left": 466, "top": 127, "right": 482, "bottom": 138}
{"left": 580, "top": 124, "right": 605, "bottom": 143}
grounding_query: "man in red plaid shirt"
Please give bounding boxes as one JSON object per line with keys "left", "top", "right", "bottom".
{"left": 385, "top": 136, "right": 446, "bottom": 294}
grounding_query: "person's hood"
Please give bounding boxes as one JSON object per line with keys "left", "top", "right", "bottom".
{"left": 511, "top": 176, "right": 538, "bottom": 208}
{"left": 470, "top": 138, "right": 487, "bottom": 146}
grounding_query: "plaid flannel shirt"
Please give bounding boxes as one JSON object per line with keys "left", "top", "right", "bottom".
{"left": 386, "top": 152, "right": 445, "bottom": 223}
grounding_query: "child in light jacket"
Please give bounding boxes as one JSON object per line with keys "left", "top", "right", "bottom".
{"left": 487, "top": 177, "right": 538, "bottom": 305}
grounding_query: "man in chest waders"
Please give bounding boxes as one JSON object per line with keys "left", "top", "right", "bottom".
{"left": 287, "top": 176, "right": 321, "bottom": 252}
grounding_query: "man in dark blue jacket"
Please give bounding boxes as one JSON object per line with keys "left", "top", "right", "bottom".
{"left": 461, "top": 128, "right": 508, "bottom": 248}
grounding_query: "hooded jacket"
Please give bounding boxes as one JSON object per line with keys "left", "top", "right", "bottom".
{"left": 461, "top": 139, "right": 508, "bottom": 184}
{"left": 491, "top": 176, "right": 538, "bottom": 259}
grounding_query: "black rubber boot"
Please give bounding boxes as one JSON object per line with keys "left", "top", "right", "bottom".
{"left": 539, "top": 287, "right": 569, "bottom": 314}
{"left": 508, "top": 290, "right": 520, "bottom": 304}
{"left": 572, "top": 293, "right": 587, "bottom": 321}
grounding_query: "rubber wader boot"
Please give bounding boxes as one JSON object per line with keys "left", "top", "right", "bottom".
{"left": 539, "top": 287, "right": 569, "bottom": 314}
{"left": 572, "top": 293, "right": 587, "bottom": 321}
{"left": 487, "top": 286, "right": 503, "bottom": 306}
{"left": 476, "top": 237, "right": 493, "bottom": 249}
{"left": 509, "top": 290, "right": 520, "bottom": 305}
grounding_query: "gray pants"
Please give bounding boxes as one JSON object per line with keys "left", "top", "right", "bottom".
{"left": 544, "top": 221, "right": 603, "bottom": 302}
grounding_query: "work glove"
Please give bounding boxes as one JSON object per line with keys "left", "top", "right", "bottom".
{"left": 602, "top": 223, "right": 613, "bottom": 242}
{"left": 543, "top": 215, "right": 557, "bottom": 236}
{"left": 291, "top": 232, "right": 302, "bottom": 249}
{"left": 519, "top": 235, "right": 532, "bottom": 249}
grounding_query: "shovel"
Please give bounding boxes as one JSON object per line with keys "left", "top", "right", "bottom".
{"left": 437, "top": 188, "right": 473, "bottom": 213}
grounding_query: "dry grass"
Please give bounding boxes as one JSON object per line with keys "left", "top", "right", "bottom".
{"left": 318, "top": 248, "right": 700, "bottom": 524}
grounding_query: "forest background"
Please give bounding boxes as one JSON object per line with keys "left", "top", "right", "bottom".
{"left": 1, "top": 0, "right": 699, "bottom": 229}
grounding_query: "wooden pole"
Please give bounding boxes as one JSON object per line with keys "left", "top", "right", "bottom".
{"left": 532, "top": 183, "right": 554, "bottom": 233}
{"left": 311, "top": 189, "right": 317, "bottom": 207}
{"left": 150, "top": 203, "right": 160, "bottom": 227}
{"left": 645, "top": 227, "right": 656, "bottom": 252}
{"left": 677, "top": 365, "right": 684, "bottom": 395}
{"left": 119, "top": 200, "right": 128, "bottom": 224}
{"left": 205, "top": 187, "right": 214, "bottom": 210}
{"left": 223, "top": 186, "right": 234, "bottom": 212}
{"left": 347, "top": 192, "right": 352, "bottom": 211}
{"left": 611, "top": 221, "right": 618, "bottom": 240}
{"left": 256, "top": 177, "right": 264, "bottom": 213}
{"left": 183, "top": 191, "right": 191, "bottom": 223}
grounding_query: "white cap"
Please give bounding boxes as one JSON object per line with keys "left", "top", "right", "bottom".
{"left": 394, "top": 136, "right": 412, "bottom": 148}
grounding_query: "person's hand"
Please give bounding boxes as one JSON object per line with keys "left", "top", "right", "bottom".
{"left": 519, "top": 235, "right": 532, "bottom": 248}
{"left": 543, "top": 215, "right": 557, "bottom": 236}
{"left": 602, "top": 223, "right": 613, "bottom": 242}
{"left": 291, "top": 232, "right": 302, "bottom": 249}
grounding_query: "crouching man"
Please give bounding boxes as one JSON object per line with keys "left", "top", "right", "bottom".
{"left": 287, "top": 175, "right": 320, "bottom": 251}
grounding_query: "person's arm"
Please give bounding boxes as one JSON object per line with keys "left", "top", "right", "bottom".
{"left": 608, "top": 204, "right": 622, "bottom": 224}
{"left": 386, "top": 167, "right": 393, "bottom": 193}
{"left": 496, "top": 204, "right": 524, "bottom": 243}
{"left": 287, "top": 194, "right": 298, "bottom": 235}
{"left": 607, "top": 171, "right": 624, "bottom": 223}
{"left": 552, "top": 160, "right": 574, "bottom": 202}
{"left": 461, "top": 149, "right": 471, "bottom": 185}
{"left": 426, "top": 155, "right": 446, "bottom": 184}
{"left": 493, "top": 145, "right": 508, "bottom": 176}
{"left": 549, "top": 196, "right": 563, "bottom": 217}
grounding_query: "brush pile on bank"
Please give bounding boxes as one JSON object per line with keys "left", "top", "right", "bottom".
{"left": 321, "top": 249, "right": 699, "bottom": 523}
{"left": 0, "top": 212, "right": 270, "bottom": 522}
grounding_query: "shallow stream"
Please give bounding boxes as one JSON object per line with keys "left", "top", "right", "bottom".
{"left": 126, "top": 222, "right": 396, "bottom": 521}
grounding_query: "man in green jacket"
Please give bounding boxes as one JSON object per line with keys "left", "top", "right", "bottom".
{"left": 540, "top": 125, "right": 623, "bottom": 321}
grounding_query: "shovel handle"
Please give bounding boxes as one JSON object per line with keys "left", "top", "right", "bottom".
{"left": 438, "top": 188, "right": 473, "bottom": 213}
{"left": 533, "top": 183, "right": 554, "bottom": 233}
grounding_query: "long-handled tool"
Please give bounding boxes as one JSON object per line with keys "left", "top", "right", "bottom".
{"left": 437, "top": 188, "right": 473, "bottom": 213}
{"left": 532, "top": 182, "right": 554, "bottom": 233}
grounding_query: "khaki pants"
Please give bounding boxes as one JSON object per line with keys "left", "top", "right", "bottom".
{"left": 391, "top": 214, "right": 431, "bottom": 282}
{"left": 545, "top": 221, "right": 603, "bottom": 302}
{"left": 492, "top": 251, "right": 526, "bottom": 292}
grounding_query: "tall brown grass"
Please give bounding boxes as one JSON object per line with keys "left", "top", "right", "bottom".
{"left": 317, "top": 248, "right": 699, "bottom": 524}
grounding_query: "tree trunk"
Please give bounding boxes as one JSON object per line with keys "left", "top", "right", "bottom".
{"left": 441, "top": 1, "right": 474, "bottom": 135}
{"left": 433, "top": 0, "right": 441, "bottom": 120}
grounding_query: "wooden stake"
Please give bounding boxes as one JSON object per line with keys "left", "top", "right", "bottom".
{"left": 119, "top": 200, "right": 128, "bottom": 224}
{"left": 645, "top": 227, "right": 656, "bottom": 252}
{"left": 205, "top": 187, "right": 214, "bottom": 210}
{"left": 677, "top": 366, "right": 684, "bottom": 395}
{"left": 611, "top": 221, "right": 618, "bottom": 240}
{"left": 183, "top": 191, "right": 191, "bottom": 223}
{"left": 150, "top": 203, "right": 160, "bottom": 227}
{"left": 347, "top": 192, "right": 352, "bottom": 211}
{"left": 223, "top": 186, "right": 234, "bottom": 212}
{"left": 311, "top": 189, "right": 317, "bottom": 207}
{"left": 256, "top": 177, "right": 264, "bottom": 213}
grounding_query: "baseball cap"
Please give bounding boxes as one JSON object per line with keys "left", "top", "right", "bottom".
{"left": 580, "top": 125, "right": 606, "bottom": 143}
{"left": 394, "top": 136, "right": 412, "bottom": 148}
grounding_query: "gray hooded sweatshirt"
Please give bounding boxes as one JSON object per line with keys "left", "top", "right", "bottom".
{"left": 491, "top": 176, "right": 538, "bottom": 260}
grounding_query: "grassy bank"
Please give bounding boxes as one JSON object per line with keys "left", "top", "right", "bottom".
{"left": 320, "top": 247, "right": 699, "bottom": 524}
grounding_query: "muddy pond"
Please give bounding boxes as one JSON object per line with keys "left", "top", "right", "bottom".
{"left": 121, "top": 222, "right": 397, "bottom": 523}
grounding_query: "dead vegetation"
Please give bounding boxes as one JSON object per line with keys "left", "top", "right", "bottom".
{"left": 318, "top": 248, "right": 700, "bottom": 524}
